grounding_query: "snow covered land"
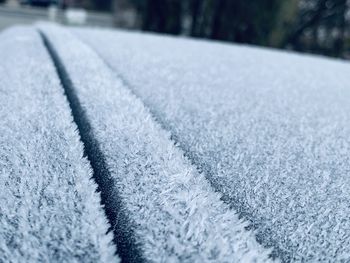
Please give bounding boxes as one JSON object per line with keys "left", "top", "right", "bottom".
{"left": 1, "top": 23, "right": 350, "bottom": 262}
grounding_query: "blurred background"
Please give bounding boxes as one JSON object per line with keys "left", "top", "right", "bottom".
{"left": 0, "top": 0, "right": 349, "bottom": 59}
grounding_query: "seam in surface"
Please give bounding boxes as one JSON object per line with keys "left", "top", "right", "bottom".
{"left": 38, "top": 29, "right": 145, "bottom": 263}
{"left": 80, "top": 33, "right": 282, "bottom": 262}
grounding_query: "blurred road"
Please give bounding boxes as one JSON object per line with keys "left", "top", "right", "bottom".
{"left": 0, "top": 4, "right": 113, "bottom": 31}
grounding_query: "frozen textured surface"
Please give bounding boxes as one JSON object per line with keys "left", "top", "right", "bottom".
{"left": 40, "top": 24, "right": 274, "bottom": 262}
{"left": 75, "top": 28, "right": 350, "bottom": 262}
{"left": 0, "top": 27, "right": 117, "bottom": 263}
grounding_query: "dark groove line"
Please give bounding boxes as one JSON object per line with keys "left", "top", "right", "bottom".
{"left": 88, "top": 49, "right": 285, "bottom": 262}
{"left": 39, "top": 31, "right": 144, "bottom": 263}
{"left": 117, "top": 73, "right": 285, "bottom": 262}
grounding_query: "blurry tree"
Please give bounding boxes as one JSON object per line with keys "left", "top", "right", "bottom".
{"left": 185, "top": 0, "right": 287, "bottom": 46}
{"left": 287, "top": 0, "right": 349, "bottom": 57}
{"left": 141, "top": 0, "right": 182, "bottom": 34}
{"left": 133, "top": 0, "right": 289, "bottom": 46}
{"left": 110, "top": 0, "right": 349, "bottom": 58}
{"left": 269, "top": 0, "right": 299, "bottom": 47}
{"left": 92, "top": 0, "right": 112, "bottom": 11}
{"left": 79, "top": 0, "right": 112, "bottom": 11}
{"left": 112, "top": 0, "right": 142, "bottom": 28}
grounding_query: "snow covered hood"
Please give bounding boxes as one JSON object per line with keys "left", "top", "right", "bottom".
{"left": 1, "top": 23, "right": 350, "bottom": 262}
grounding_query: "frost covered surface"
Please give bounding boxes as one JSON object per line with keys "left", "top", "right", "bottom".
{"left": 75, "top": 28, "right": 350, "bottom": 261}
{"left": 0, "top": 27, "right": 117, "bottom": 262}
{"left": 40, "top": 24, "right": 274, "bottom": 262}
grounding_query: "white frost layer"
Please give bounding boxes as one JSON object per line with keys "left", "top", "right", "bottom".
{"left": 0, "top": 27, "right": 118, "bottom": 262}
{"left": 75, "top": 28, "right": 350, "bottom": 262}
{"left": 39, "top": 24, "right": 274, "bottom": 262}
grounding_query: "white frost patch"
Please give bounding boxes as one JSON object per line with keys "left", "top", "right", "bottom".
{"left": 39, "top": 24, "right": 274, "bottom": 262}
{"left": 74, "top": 27, "right": 350, "bottom": 262}
{"left": 0, "top": 26, "right": 118, "bottom": 262}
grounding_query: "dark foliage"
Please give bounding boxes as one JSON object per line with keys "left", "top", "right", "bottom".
{"left": 100, "top": 0, "right": 349, "bottom": 58}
